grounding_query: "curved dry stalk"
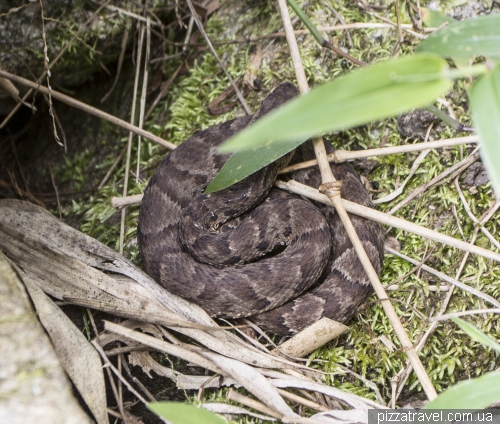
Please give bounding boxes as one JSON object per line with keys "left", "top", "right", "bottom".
{"left": 276, "top": 0, "right": 437, "bottom": 401}
{"left": 185, "top": 0, "right": 251, "bottom": 115}
{"left": 0, "top": 70, "right": 176, "bottom": 150}
{"left": 0, "top": 0, "right": 114, "bottom": 129}
{"left": 279, "top": 136, "right": 478, "bottom": 174}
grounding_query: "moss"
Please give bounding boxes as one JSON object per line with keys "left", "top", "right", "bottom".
{"left": 50, "top": 0, "right": 500, "bottom": 411}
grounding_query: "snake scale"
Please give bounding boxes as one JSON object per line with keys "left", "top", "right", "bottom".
{"left": 138, "top": 82, "right": 385, "bottom": 336}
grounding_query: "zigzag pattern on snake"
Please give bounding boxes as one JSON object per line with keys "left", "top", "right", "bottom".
{"left": 138, "top": 82, "right": 385, "bottom": 336}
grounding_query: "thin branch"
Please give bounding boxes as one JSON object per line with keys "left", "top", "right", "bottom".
{"left": 277, "top": 179, "right": 500, "bottom": 264}
{"left": 276, "top": 0, "right": 437, "bottom": 400}
{"left": 0, "top": 70, "right": 176, "bottom": 150}
{"left": 279, "top": 136, "right": 478, "bottom": 174}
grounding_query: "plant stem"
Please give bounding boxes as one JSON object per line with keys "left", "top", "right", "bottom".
{"left": 444, "top": 63, "right": 488, "bottom": 80}
{"left": 279, "top": 135, "right": 478, "bottom": 174}
{"left": 0, "top": 70, "right": 176, "bottom": 150}
{"left": 277, "top": 0, "right": 438, "bottom": 401}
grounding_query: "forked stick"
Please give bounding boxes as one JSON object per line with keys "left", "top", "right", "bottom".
{"left": 276, "top": 0, "right": 437, "bottom": 400}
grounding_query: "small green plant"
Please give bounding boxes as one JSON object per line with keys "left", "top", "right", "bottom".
{"left": 423, "top": 317, "right": 500, "bottom": 409}
{"left": 147, "top": 402, "right": 226, "bottom": 424}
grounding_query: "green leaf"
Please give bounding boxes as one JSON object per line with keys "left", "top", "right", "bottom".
{"left": 469, "top": 65, "right": 500, "bottom": 195}
{"left": 417, "top": 14, "right": 500, "bottom": 61}
{"left": 205, "top": 140, "right": 303, "bottom": 193}
{"left": 147, "top": 402, "right": 226, "bottom": 424}
{"left": 451, "top": 317, "right": 500, "bottom": 353}
{"left": 420, "top": 7, "right": 456, "bottom": 28}
{"left": 206, "top": 54, "right": 450, "bottom": 193}
{"left": 219, "top": 54, "right": 449, "bottom": 152}
{"left": 423, "top": 371, "right": 500, "bottom": 409}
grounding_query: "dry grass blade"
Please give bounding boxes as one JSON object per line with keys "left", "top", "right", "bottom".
{"left": 276, "top": 388, "right": 331, "bottom": 413}
{"left": 226, "top": 389, "right": 283, "bottom": 419}
{"left": 270, "top": 377, "right": 383, "bottom": 410}
{"left": 428, "top": 309, "right": 500, "bottom": 322}
{"left": 22, "top": 277, "right": 109, "bottom": 424}
{"left": 202, "top": 403, "right": 277, "bottom": 422}
{"left": 128, "top": 351, "right": 238, "bottom": 390}
{"left": 185, "top": 0, "right": 251, "bottom": 115}
{"left": 279, "top": 136, "right": 478, "bottom": 174}
{"left": 203, "top": 354, "right": 297, "bottom": 418}
{"left": 374, "top": 146, "right": 431, "bottom": 204}
{"left": 120, "top": 20, "right": 145, "bottom": 255}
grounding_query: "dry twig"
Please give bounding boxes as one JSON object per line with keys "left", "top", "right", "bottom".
{"left": 276, "top": 0, "right": 437, "bottom": 400}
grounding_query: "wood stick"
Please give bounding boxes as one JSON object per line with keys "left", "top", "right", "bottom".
{"left": 0, "top": 70, "right": 176, "bottom": 150}
{"left": 279, "top": 136, "right": 478, "bottom": 174}
{"left": 276, "top": 0, "right": 437, "bottom": 400}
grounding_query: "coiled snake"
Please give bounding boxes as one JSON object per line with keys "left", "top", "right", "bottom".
{"left": 138, "top": 83, "right": 384, "bottom": 336}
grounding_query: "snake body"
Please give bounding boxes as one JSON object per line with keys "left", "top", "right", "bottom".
{"left": 138, "top": 83, "right": 384, "bottom": 336}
